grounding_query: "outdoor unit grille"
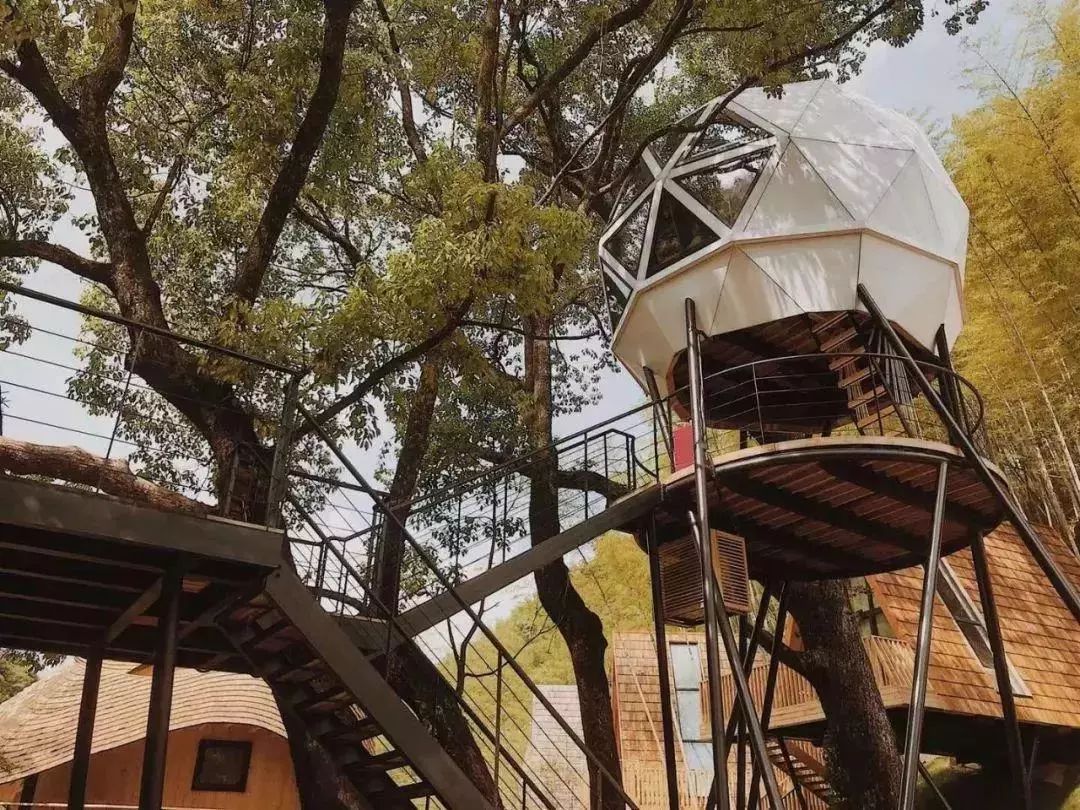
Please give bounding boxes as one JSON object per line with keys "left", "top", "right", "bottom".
{"left": 713, "top": 530, "right": 752, "bottom": 615}
{"left": 659, "top": 530, "right": 751, "bottom": 624}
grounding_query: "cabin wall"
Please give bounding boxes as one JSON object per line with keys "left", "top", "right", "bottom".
{"left": 0, "top": 723, "right": 298, "bottom": 810}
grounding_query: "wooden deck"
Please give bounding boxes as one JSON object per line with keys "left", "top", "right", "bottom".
{"left": 0, "top": 476, "right": 283, "bottom": 669}
{"left": 651, "top": 436, "right": 1009, "bottom": 581}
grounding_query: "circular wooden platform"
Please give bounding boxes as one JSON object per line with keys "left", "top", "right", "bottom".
{"left": 651, "top": 436, "right": 1009, "bottom": 581}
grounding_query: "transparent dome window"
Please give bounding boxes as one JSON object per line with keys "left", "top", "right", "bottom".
{"left": 601, "top": 265, "right": 630, "bottom": 332}
{"left": 677, "top": 149, "right": 770, "bottom": 227}
{"left": 646, "top": 191, "right": 718, "bottom": 277}
{"left": 613, "top": 161, "right": 656, "bottom": 218}
{"left": 685, "top": 111, "right": 768, "bottom": 162}
{"left": 606, "top": 196, "right": 652, "bottom": 275}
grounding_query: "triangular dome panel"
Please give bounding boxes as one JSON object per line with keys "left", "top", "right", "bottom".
{"left": 683, "top": 111, "right": 770, "bottom": 163}
{"left": 916, "top": 159, "right": 969, "bottom": 264}
{"left": 616, "top": 295, "right": 678, "bottom": 374}
{"left": 792, "top": 82, "right": 907, "bottom": 147}
{"left": 854, "top": 96, "right": 954, "bottom": 186}
{"left": 709, "top": 249, "right": 804, "bottom": 335}
{"left": 745, "top": 143, "right": 853, "bottom": 235}
{"left": 641, "top": 254, "right": 730, "bottom": 351}
{"left": 731, "top": 80, "right": 825, "bottom": 134}
{"left": 677, "top": 149, "right": 771, "bottom": 228}
{"left": 605, "top": 196, "right": 652, "bottom": 277}
{"left": 646, "top": 190, "right": 720, "bottom": 277}
{"left": 600, "top": 262, "right": 631, "bottom": 331}
{"left": 795, "top": 139, "right": 912, "bottom": 223}
{"left": 867, "top": 155, "right": 943, "bottom": 255}
{"left": 613, "top": 160, "right": 657, "bottom": 217}
{"left": 740, "top": 234, "right": 861, "bottom": 313}
{"left": 857, "top": 235, "right": 953, "bottom": 348}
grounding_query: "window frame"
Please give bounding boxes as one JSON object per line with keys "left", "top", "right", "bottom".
{"left": 936, "top": 559, "right": 1031, "bottom": 698}
{"left": 191, "top": 738, "right": 253, "bottom": 793}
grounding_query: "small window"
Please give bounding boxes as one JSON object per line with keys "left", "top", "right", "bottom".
{"left": 192, "top": 739, "right": 252, "bottom": 792}
{"left": 669, "top": 642, "right": 713, "bottom": 798}
{"left": 936, "top": 560, "right": 1031, "bottom": 697}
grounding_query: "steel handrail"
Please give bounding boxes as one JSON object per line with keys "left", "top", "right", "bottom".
{"left": 286, "top": 491, "right": 552, "bottom": 809}
{"left": 400, "top": 351, "right": 986, "bottom": 518}
{"left": 297, "top": 404, "right": 641, "bottom": 810}
{"left": 0, "top": 281, "right": 301, "bottom": 374}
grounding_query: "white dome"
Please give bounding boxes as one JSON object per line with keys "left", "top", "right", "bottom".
{"left": 599, "top": 79, "right": 969, "bottom": 396}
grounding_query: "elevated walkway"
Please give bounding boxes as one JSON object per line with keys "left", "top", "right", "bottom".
{"left": 0, "top": 476, "right": 495, "bottom": 809}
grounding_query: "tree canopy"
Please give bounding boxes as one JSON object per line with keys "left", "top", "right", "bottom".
{"left": 948, "top": 0, "right": 1080, "bottom": 546}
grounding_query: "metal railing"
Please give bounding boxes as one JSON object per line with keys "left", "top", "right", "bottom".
{"left": 0, "top": 282, "right": 992, "bottom": 810}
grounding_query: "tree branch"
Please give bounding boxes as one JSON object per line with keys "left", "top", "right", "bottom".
{"left": 293, "top": 202, "right": 365, "bottom": 267}
{"left": 372, "top": 0, "right": 427, "bottom": 163}
{"left": 81, "top": 4, "right": 136, "bottom": 108}
{"left": 297, "top": 297, "right": 471, "bottom": 438}
{"left": 501, "top": 0, "right": 658, "bottom": 140}
{"left": 232, "top": 0, "right": 356, "bottom": 305}
{"left": 596, "top": 0, "right": 899, "bottom": 199}
{"left": 0, "top": 437, "right": 209, "bottom": 516}
{"left": 0, "top": 239, "right": 113, "bottom": 287}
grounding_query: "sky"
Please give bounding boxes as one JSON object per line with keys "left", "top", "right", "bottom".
{"left": 0, "top": 0, "right": 1051, "bottom": 644}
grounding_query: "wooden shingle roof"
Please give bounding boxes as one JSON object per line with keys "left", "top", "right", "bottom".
{"left": 0, "top": 658, "right": 285, "bottom": 784}
{"left": 870, "top": 523, "right": 1080, "bottom": 728}
{"left": 525, "top": 684, "right": 588, "bottom": 809}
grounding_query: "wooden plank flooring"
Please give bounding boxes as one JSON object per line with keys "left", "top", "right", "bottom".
{"left": 651, "top": 437, "right": 1007, "bottom": 581}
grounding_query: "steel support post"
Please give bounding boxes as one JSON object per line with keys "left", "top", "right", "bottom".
{"left": 736, "top": 616, "right": 749, "bottom": 810}
{"left": 724, "top": 585, "right": 776, "bottom": 744}
{"left": 138, "top": 564, "right": 182, "bottom": 810}
{"left": 899, "top": 461, "right": 949, "bottom": 810}
{"left": 68, "top": 649, "right": 103, "bottom": 810}
{"left": 644, "top": 366, "right": 675, "bottom": 472}
{"left": 857, "top": 284, "right": 1080, "bottom": 624}
{"left": 645, "top": 517, "right": 682, "bottom": 810}
{"left": 685, "top": 297, "right": 732, "bottom": 810}
{"left": 707, "top": 592, "right": 785, "bottom": 809}
{"left": 918, "top": 760, "right": 954, "bottom": 809}
{"left": 971, "top": 534, "right": 1031, "bottom": 810}
{"left": 747, "top": 584, "right": 789, "bottom": 809}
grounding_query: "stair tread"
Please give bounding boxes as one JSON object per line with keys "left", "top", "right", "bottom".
{"left": 828, "top": 348, "right": 866, "bottom": 370}
{"left": 857, "top": 403, "right": 896, "bottom": 429}
{"left": 847, "top": 384, "right": 888, "bottom": 408}
{"left": 819, "top": 327, "right": 859, "bottom": 352}
{"left": 838, "top": 366, "right": 872, "bottom": 388}
{"left": 811, "top": 311, "right": 849, "bottom": 333}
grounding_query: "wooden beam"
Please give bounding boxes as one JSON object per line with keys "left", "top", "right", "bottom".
{"left": 721, "top": 473, "right": 926, "bottom": 552}
{"left": 104, "top": 577, "right": 164, "bottom": 643}
{"left": 819, "top": 462, "right": 990, "bottom": 527}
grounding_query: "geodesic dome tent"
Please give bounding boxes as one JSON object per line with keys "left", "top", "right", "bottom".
{"left": 599, "top": 79, "right": 969, "bottom": 397}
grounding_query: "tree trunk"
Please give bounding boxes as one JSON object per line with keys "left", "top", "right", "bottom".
{"left": 786, "top": 579, "right": 902, "bottom": 808}
{"left": 376, "top": 358, "right": 442, "bottom": 609}
{"left": 524, "top": 313, "right": 623, "bottom": 810}
{"left": 274, "top": 690, "right": 371, "bottom": 810}
{"left": 387, "top": 642, "right": 502, "bottom": 805}
{"left": 369, "top": 358, "right": 501, "bottom": 804}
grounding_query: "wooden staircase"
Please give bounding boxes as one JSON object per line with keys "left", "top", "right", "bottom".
{"left": 217, "top": 568, "right": 495, "bottom": 810}
{"left": 810, "top": 312, "right": 896, "bottom": 433}
{"left": 766, "top": 737, "right": 836, "bottom": 807}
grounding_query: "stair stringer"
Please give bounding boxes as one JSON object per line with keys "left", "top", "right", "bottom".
{"left": 264, "top": 568, "right": 497, "bottom": 810}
